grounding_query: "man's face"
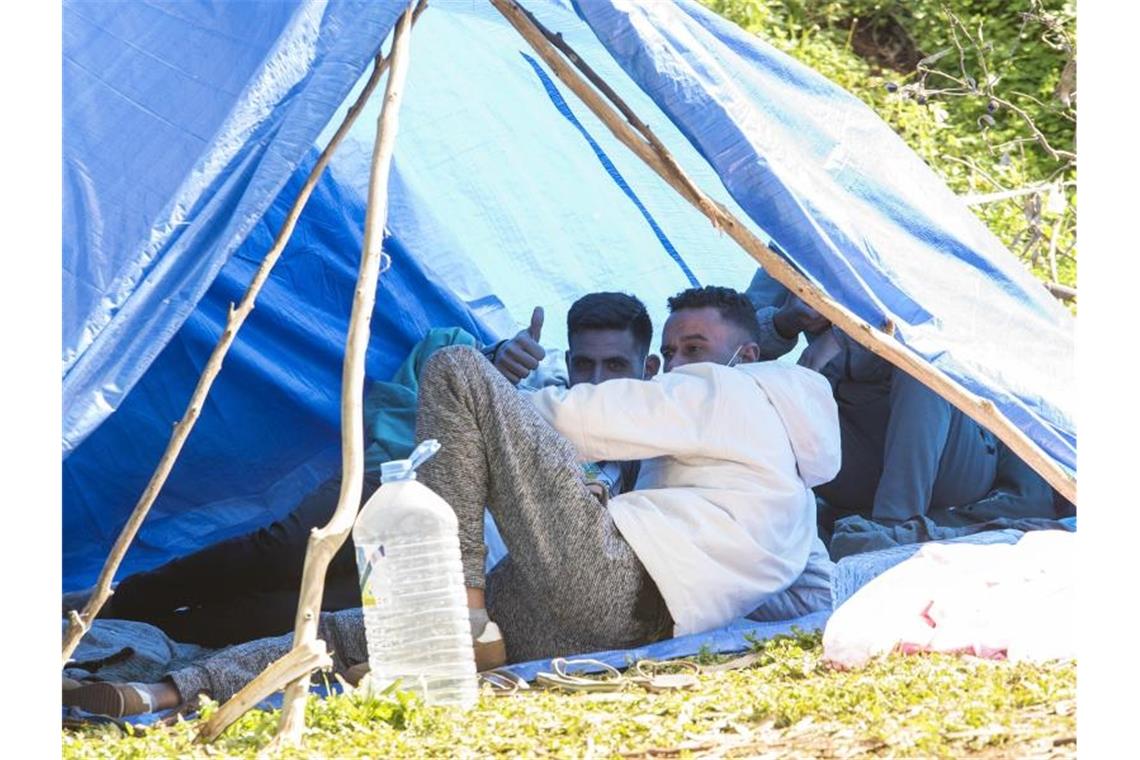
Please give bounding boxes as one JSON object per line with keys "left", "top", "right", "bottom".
{"left": 567, "top": 328, "right": 654, "bottom": 386}
{"left": 660, "top": 306, "right": 755, "bottom": 373}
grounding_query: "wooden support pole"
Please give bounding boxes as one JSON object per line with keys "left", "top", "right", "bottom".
{"left": 265, "top": 1, "right": 420, "bottom": 750}
{"left": 491, "top": 0, "right": 1076, "bottom": 505}
{"left": 61, "top": 2, "right": 428, "bottom": 666}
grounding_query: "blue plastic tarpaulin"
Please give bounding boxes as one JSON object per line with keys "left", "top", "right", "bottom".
{"left": 62, "top": 0, "right": 1074, "bottom": 591}
{"left": 63, "top": 0, "right": 407, "bottom": 457}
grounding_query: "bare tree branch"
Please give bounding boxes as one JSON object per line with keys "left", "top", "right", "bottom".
{"left": 268, "top": 0, "right": 421, "bottom": 749}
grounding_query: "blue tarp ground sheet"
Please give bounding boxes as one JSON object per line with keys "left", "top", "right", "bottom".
{"left": 63, "top": 610, "right": 831, "bottom": 727}
{"left": 500, "top": 610, "right": 831, "bottom": 683}
{"left": 62, "top": 0, "right": 1075, "bottom": 595}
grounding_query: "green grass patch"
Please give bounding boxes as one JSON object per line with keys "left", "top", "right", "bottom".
{"left": 62, "top": 631, "right": 1075, "bottom": 758}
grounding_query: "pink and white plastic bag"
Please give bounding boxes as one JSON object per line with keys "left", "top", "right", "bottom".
{"left": 822, "top": 530, "right": 1075, "bottom": 668}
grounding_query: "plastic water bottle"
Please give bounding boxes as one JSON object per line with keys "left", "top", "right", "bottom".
{"left": 353, "top": 439, "right": 477, "bottom": 707}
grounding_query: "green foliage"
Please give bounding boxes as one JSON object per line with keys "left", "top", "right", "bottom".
{"left": 746, "top": 626, "right": 823, "bottom": 679}
{"left": 692, "top": 642, "right": 719, "bottom": 665}
{"left": 62, "top": 635, "right": 1075, "bottom": 758}
{"left": 704, "top": 0, "right": 1076, "bottom": 296}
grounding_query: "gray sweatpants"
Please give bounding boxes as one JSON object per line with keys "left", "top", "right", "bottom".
{"left": 167, "top": 346, "right": 670, "bottom": 703}
{"left": 416, "top": 345, "right": 672, "bottom": 663}
{"left": 167, "top": 607, "right": 366, "bottom": 706}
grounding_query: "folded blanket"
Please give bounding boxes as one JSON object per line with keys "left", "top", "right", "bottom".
{"left": 829, "top": 513, "right": 1071, "bottom": 561}
{"left": 63, "top": 618, "right": 211, "bottom": 684}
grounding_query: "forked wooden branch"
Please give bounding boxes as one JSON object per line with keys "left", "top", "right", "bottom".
{"left": 265, "top": 2, "right": 420, "bottom": 751}
{"left": 194, "top": 639, "right": 333, "bottom": 744}
{"left": 60, "top": 5, "right": 425, "bottom": 665}
{"left": 491, "top": 0, "right": 1076, "bottom": 505}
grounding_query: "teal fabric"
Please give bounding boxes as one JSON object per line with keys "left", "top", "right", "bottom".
{"left": 363, "top": 327, "right": 478, "bottom": 473}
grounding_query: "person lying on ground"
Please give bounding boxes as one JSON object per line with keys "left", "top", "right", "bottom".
{"left": 61, "top": 292, "right": 659, "bottom": 649}
{"left": 63, "top": 285, "right": 840, "bottom": 717}
{"left": 745, "top": 267, "right": 1056, "bottom": 537}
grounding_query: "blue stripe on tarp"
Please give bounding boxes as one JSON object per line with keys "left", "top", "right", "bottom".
{"left": 502, "top": 610, "right": 831, "bottom": 682}
{"left": 522, "top": 53, "right": 700, "bottom": 288}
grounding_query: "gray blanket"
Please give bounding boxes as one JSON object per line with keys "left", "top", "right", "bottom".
{"left": 63, "top": 619, "right": 212, "bottom": 684}
{"left": 829, "top": 513, "right": 1071, "bottom": 561}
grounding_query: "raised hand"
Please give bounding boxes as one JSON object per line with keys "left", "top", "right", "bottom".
{"left": 774, "top": 295, "right": 830, "bottom": 338}
{"left": 493, "top": 306, "right": 546, "bottom": 384}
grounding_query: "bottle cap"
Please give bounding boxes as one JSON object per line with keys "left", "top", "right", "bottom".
{"left": 380, "top": 439, "right": 441, "bottom": 483}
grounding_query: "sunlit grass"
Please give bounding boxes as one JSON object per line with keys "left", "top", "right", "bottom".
{"left": 62, "top": 629, "right": 1075, "bottom": 759}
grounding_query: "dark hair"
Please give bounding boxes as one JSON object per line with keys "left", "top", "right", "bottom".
{"left": 667, "top": 285, "right": 761, "bottom": 341}
{"left": 567, "top": 292, "right": 653, "bottom": 356}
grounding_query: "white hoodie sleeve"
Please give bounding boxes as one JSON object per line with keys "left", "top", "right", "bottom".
{"left": 527, "top": 364, "right": 729, "bottom": 463}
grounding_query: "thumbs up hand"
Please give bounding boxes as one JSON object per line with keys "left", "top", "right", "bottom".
{"left": 527, "top": 306, "right": 544, "bottom": 342}
{"left": 492, "top": 306, "right": 546, "bottom": 384}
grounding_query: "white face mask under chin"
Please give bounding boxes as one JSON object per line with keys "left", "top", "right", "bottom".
{"left": 726, "top": 345, "right": 744, "bottom": 367}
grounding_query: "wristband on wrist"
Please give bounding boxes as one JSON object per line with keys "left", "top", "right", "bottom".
{"left": 480, "top": 339, "right": 507, "bottom": 364}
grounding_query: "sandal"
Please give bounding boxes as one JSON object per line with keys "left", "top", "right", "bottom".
{"left": 533, "top": 657, "right": 704, "bottom": 693}
{"left": 628, "top": 659, "right": 701, "bottom": 692}
{"left": 478, "top": 668, "right": 530, "bottom": 696}
{"left": 535, "top": 658, "right": 625, "bottom": 692}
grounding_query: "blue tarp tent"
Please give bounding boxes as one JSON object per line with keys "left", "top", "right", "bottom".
{"left": 62, "top": 0, "right": 1075, "bottom": 592}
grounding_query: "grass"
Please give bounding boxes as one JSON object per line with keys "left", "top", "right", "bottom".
{"left": 62, "top": 629, "right": 1075, "bottom": 758}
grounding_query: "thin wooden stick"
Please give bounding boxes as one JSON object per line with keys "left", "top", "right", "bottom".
{"left": 266, "top": 2, "right": 420, "bottom": 750}
{"left": 60, "top": 9, "right": 424, "bottom": 665}
{"left": 962, "top": 183, "right": 1053, "bottom": 206}
{"left": 1048, "top": 214, "right": 1063, "bottom": 285}
{"left": 194, "top": 639, "right": 332, "bottom": 744}
{"left": 1045, "top": 281, "right": 1076, "bottom": 302}
{"left": 491, "top": 0, "right": 1076, "bottom": 505}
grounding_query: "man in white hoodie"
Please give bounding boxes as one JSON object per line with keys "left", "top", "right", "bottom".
{"left": 415, "top": 285, "right": 841, "bottom": 664}
{"left": 62, "top": 287, "right": 841, "bottom": 717}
